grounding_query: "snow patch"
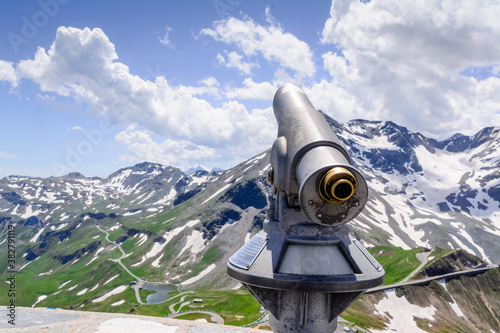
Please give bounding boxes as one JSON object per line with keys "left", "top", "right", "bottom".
{"left": 38, "top": 270, "right": 53, "bottom": 276}
{"left": 123, "top": 210, "right": 142, "bottom": 216}
{"left": 373, "top": 289, "right": 436, "bottom": 333}
{"left": 92, "top": 285, "right": 127, "bottom": 303}
{"left": 153, "top": 188, "right": 177, "bottom": 205}
{"left": 77, "top": 288, "right": 88, "bottom": 296}
{"left": 259, "top": 164, "right": 271, "bottom": 176}
{"left": 450, "top": 235, "right": 476, "bottom": 257}
{"left": 458, "top": 228, "right": 490, "bottom": 262}
{"left": 59, "top": 280, "right": 72, "bottom": 289}
{"left": 55, "top": 223, "right": 68, "bottom": 230}
{"left": 180, "top": 264, "right": 216, "bottom": 286}
{"left": 186, "top": 219, "right": 200, "bottom": 228}
{"left": 32, "top": 295, "right": 47, "bottom": 308}
{"left": 133, "top": 225, "right": 187, "bottom": 266}
{"left": 40, "top": 191, "right": 58, "bottom": 203}
{"left": 86, "top": 256, "right": 99, "bottom": 266}
{"left": 103, "top": 274, "right": 119, "bottom": 286}
{"left": 151, "top": 253, "right": 164, "bottom": 268}
{"left": 30, "top": 227, "right": 46, "bottom": 243}
{"left": 135, "top": 233, "right": 148, "bottom": 246}
{"left": 20, "top": 204, "right": 44, "bottom": 219}
{"left": 177, "top": 229, "right": 205, "bottom": 258}
{"left": 19, "top": 261, "right": 32, "bottom": 271}
{"left": 437, "top": 280, "right": 466, "bottom": 318}
{"left": 111, "top": 300, "right": 125, "bottom": 307}
{"left": 201, "top": 184, "right": 231, "bottom": 205}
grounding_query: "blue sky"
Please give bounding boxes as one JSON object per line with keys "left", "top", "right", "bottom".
{"left": 0, "top": 0, "right": 499, "bottom": 178}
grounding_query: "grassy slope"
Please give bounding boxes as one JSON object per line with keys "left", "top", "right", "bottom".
{"left": 368, "top": 245, "right": 424, "bottom": 285}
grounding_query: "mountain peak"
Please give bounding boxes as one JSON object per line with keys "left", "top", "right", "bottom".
{"left": 67, "top": 172, "right": 86, "bottom": 178}
{"left": 185, "top": 165, "right": 211, "bottom": 174}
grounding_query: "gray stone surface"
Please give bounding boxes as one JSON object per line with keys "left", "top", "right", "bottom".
{"left": 0, "top": 308, "right": 80, "bottom": 328}
{"left": 0, "top": 307, "right": 270, "bottom": 333}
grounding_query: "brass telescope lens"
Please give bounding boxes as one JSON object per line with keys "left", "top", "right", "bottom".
{"left": 319, "top": 167, "right": 357, "bottom": 203}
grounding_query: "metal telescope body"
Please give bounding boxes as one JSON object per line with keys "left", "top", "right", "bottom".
{"left": 227, "top": 84, "right": 384, "bottom": 333}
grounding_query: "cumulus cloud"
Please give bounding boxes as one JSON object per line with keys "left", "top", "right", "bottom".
{"left": 317, "top": 0, "right": 500, "bottom": 137}
{"left": 225, "top": 78, "right": 276, "bottom": 100}
{"left": 115, "top": 127, "right": 215, "bottom": 169}
{"left": 6, "top": 1, "right": 499, "bottom": 173}
{"left": 200, "top": 9, "right": 315, "bottom": 80}
{"left": 0, "top": 60, "right": 19, "bottom": 87}
{"left": 13, "top": 26, "right": 276, "bottom": 168}
{"left": 216, "top": 51, "right": 259, "bottom": 75}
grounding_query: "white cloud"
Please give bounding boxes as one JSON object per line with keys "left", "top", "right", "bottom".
{"left": 175, "top": 77, "right": 221, "bottom": 98}
{"left": 0, "top": 60, "right": 19, "bottom": 87}
{"left": 115, "top": 128, "right": 215, "bottom": 169}
{"left": 200, "top": 10, "right": 315, "bottom": 80}
{"left": 158, "top": 26, "right": 174, "bottom": 49}
{"left": 225, "top": 78, "right": 276, "bottom": 100}
{"left": 217, "top": 51, "right": 259, "bottom": 75}
{"left": 12, "top": 26, "right": 276, "bottom": 168}
{"left": 318, "top": 0, "right": 500, "bottom": 138}
{"left": 71, "top": 126, "right": 83, "bottom": 131}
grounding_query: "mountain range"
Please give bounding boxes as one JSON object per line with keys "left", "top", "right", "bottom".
{"left": 0, "top": 116, "right": 499, "bottom": 330}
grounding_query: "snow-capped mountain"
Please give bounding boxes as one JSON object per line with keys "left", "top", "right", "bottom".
{"left": 0, "top": 162, "right": 221, "bottom": 223}
{"left": 326, "top": 119, "right": 500, "bottom": 263}
{"left": 0, "top": 117, "right": 499, "bottom": 299}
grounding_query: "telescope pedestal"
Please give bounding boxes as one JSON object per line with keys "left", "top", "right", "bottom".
{"left": 227, "top": 214, "right": 384, "bottom": 333}
{"left": 245, "top": 284, "right": 363, "bottom": 333}
{"left": 227, "top": 84, "right": 385, "bottom": 333}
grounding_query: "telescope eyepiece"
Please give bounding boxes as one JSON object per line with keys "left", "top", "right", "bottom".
{"left": 319, "top": 167, "right": 357, "bottom": 203}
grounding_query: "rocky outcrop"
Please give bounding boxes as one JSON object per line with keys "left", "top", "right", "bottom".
{"left": 417, "top": 250, "right": 485, "bottom": 278}
{"left": 53, "top": 241, "right": 102, "bottom": 264}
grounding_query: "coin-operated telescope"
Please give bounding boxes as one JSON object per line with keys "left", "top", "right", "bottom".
{"left": 227, "top": 84, "right": 384, "bottom": 333}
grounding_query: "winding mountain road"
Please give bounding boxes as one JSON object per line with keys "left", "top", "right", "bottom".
{"left": 400, "top": 251, "right": 430, "bottom": 283}
{"left": 95, "top": 225, "right": 225, "bottom": 326}
{"left": 168, "top": 291, "right": 195, "bottom": 314}
{"left": 168, "top": 311, "right": 225, "bottom": 325}
{"left": 96, "top": 224, "right": 146, "bottom": 304}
